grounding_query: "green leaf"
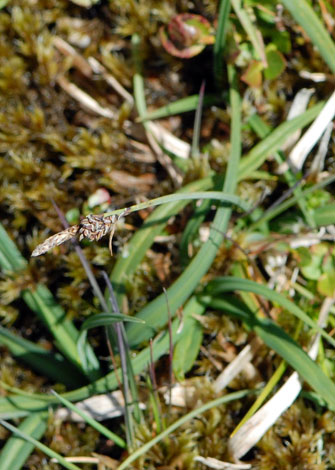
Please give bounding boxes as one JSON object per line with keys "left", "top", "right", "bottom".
{"left": 81, "top": 312, "right": 145, "bottom": 331}
{"left": 125, "top": 66, "right": 242, "bottom": 347}
{"left": 0, "top": 419, "right": 81, "bottom": 470}
{"left": 0, "top": 224, "right": 100, "bottom": 380}
{"left": 22, "top": 286, "right": 100, "bottom": 379}
{"left": 0, "top": 413, "right": 47, "bottom": 470}
{"left": 213, "top": 0, "right": 231, "bottom": 87}
{"left": 231, "top": 0, "right": 266, "bottom": 64}
{"left": 173, "top": 314, "right": 203, "bottom": 380}
{"left": 318, "top": 272, "right": 335, "bottom": 297}
{"left": 0, "top": 327, "right": 85, "bottom": 387}
{"left": 238, "top": 102, "right": 324, "bottom": 180}
{"left": 140, "top": 94, "right": 225, "bottom": 121}
{"left": 111, "top": 175, "right": 218, "bottom": 304}
{"left": 264, "top": 45, "right": 286, "bottom": 80}
{"left": 313, "top": 203, "right": 335, "bottom": 227}
{"left": 0, "top": 224, "right": 27, "bottom": 271}
{"left": 204, "top": 277, "right": 335, "bottom": 348}
{"left": 200, "top": 295, "right": 335, "bottom": 410}
{"left": 281, "top": 0, "right": 335, "bottom": 73}
{"left": 241, "top": 60, "right": 263, "bottom": 87}
{"left": 51, "top": 391, "right": 126, "bottom": 448}
{"left": 0, "top": 297, "right": 204, "bottom": 418}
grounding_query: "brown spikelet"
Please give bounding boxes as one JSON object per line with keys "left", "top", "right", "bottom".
{"left": 31, "top": 210, "right": 130, "bottom": 257}
{"left": 31, "top": 225, "right": 80, "bottom": 257}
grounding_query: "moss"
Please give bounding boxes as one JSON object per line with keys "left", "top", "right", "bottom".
{"left": 255, "top": 400, "right": 335, "bottom": 470}
{"left": 1, "top": 0, "right": 335, "bottom": 466}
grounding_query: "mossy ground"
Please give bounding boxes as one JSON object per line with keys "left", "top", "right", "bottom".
{"left": 1, "top": 1, "right": 335, "bottom": 468}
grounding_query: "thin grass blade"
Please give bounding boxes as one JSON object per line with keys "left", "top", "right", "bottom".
{"left": 201, "top": 295, "right": 335, "bottom": 409}
{"left": 126, "top": 65, "right": 242, "bottom": 346}
{"left": 139, "top": 93, "right": 224, "bottom": 122}
{"left": 281, "top": 0, "right": 335, "bottom": 73}
{"left": 0, "top": 412, "right": 47, "bottom": 470}
{"left": 213, "top": 0, "right": 231, "bottom": 87}
{"left": 80, "top": 312, "right": 144, "bottom": 330}
{"left": 0, "top": 419, "right": 81, "bottom": 470}
{"left": 0, "top": 297, "right": 205, "bottom": 417}
{"left": 0, "top": 224, "right": 99, "bottom": 379}
{"left": 205, "top": 277, "right": 335, "bottom": 347}
{"left": 111, "top": 175, "right": 218, "bottom": 303}
{"left": 238, "top": 103, "right": 324, "bottom": 180}
{"left": 117, "top": 389, "right": 252, "bottom": 470}
{"left": 51, "top": 391, "right": 126, "bottom": 448}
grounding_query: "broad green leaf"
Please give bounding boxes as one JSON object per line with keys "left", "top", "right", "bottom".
{"left": 241, "top": 60, "right": 263, "bottom": 87}
{"left": 318, "top": 272, "right": 335, "bottom": 298}
{"left": 264, "top": 45, "right": 286, "bottom": 80}
{"left": 313, "top": 203, "right": 335, "bottom": 227}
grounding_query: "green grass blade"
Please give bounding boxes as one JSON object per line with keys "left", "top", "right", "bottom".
{"left": 0, "top": 224, "right": 27, "bottom": 271}
{"left": 80, "top": 312, "right": 144, "bottom": 330}
{"left": 0, "top": 413, "right": 47, "bottom": 470}
{"left": 281, "top": 0, "right": 335, "bottom": 73}
{"left": 213, "top": 0, "right": 231, "bottom": 87}
{"left": 0, "top": 224, "right": 99, "bottom": 379}
{"left": 191, "top": 80, "right": 205, "bottom": 159}
{"left": 22, "top": 286, "right": 100, "bottom": 380}
{"left": 250, "top": 173, "right": 335, "bottom": 230}
{"left": 248, "top": 114, "right": 314, "bottom": 227}
{"left": 0, "top": 297, "right": 205, "bottom": 417}
{"left": 132, "top": 34, "right": 147, "bottom": 118}
{"left": 0, "top": 419, "right": 81, "bottom": 470}
{"left": 51, "top": 391, "right": 126, "bottom": 448}
{"left": 104, "top": 191, "right": 249, "bottom": 218}
{"left": 126, "top": 65, "right": 242, "bottom": 347}
{"left": 313, "top": 203, "right": 335, "bottom": 227}
{"left": 111, "top": 175, "right": 218, "bottom": 302}
{"left": 0, "top": 327, "right": 85, "bottom": 387}
{"left": 201, "top": 295, "right": 335, "bottom": 410}
{"left": 117, "top": 389, "right": 252, "bottom": 470}
{"left": 231, "top": 0, "right": 265, "bottom": 64}
{"left": 179, "top": 198, "right": 212, "bottom": 267}
{"left": 139, "top": 93, "right": 224, "bottom": 122}
{"left": 205, "top": 277, "right": 335, "bottom": 347}
{"left": 0, "top": 395, "right": 54, "bottom": 419}
{"left": 238, "top": 102, "right": 324, "bottom": 180}
{"left": 173, "top": 312, "right": 203, "bottom": 380}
